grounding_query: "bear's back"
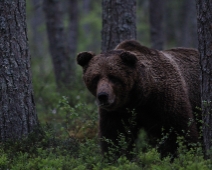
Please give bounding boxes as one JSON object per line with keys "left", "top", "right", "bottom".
{"left": 116, "top": 40, "right": 200, "bottom": 113}
{"left": 115, "top": 40, "right": 157, "bottom": 55}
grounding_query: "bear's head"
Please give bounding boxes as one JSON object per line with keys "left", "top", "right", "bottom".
{"left": 77, "top": 50, "right": 139, "bottom": 111}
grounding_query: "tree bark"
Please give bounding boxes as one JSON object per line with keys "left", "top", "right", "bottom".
{"left": 149, "top": 0, "right": 164, "bottom": 50}
{"left": 43, "top": 0, "right": 72, "bottom": 89}
{"left": 101, "top": 0, "right": 137, "bottom": 52}
{"left": 196, "top": 0, "right": 212, "bottom": 156}
{"left": 0, "top": 0, "right": 38, "bottom": 141}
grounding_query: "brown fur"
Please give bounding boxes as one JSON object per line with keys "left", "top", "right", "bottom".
{"left": 77, "top": 40, "right": 201, "bottom": 159}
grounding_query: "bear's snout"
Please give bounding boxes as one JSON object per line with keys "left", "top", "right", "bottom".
{"left": 97, "top": 92, "right": 109, "bottom": 104}
{"left": 96, "top": 91, "right": 115, "bottom": 109}
{"left": 96, "top": 80, "right": 115, "bottom": 109}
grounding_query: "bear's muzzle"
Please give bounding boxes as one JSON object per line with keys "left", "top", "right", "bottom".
{"left": 96, "top": 79, "right": 115, "bottom": 109}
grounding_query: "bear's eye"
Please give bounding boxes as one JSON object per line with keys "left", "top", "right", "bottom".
{"left": 91, "top": 75, "right": 100, "bottom": 85}
{"left": 108, "top": 75, "right": 122, "bottom": 85}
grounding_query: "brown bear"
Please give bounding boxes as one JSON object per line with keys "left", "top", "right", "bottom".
{"left": 77, "top": 40, "right": 201, "bottom": 159}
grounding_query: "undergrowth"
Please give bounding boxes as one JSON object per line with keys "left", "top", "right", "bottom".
{"left": 1, "top": 99, "right": 212, "bottom": 169}
{"left": 0, "top": 123, "right": 211, "bottom": 169}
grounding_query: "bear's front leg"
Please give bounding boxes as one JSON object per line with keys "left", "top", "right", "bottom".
{"left": 99, "top": 108, "right": 138, "bottom": 159}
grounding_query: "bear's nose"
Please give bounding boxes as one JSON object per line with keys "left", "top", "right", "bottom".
{"left": 97, "top": 92, "right": 108, "bottom": 103}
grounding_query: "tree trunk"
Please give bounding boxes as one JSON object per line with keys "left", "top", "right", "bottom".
{"left": 101, "top": 0, "right": 137, "bottom": 52}
{"left": 180, "top": 0, "right": 198, "bottom": 48}
{"left": 0, "top": 0, "right": 38, "bottom": 141}
{"left": 43, "top": 0, "right": 72, "bottom": 89}
{"left": 30, "top": 0, "right": 45, "bottom": 58}
{"left": 190, "top": 0, "right": 198, "bottom": 48}
{"left": 30, "top": 0, "right": 47, "bottom": 76}
{"left": 196, "top": 0, "right": 212, "bottom": 156}
{"left": 82, "top": 0, "right": 94, "bottom": 50}
{"left": 149, "top": 0, "right": 164, "bottom": 50}
{"left": 67, "top": 0, "right": 78, "bottom": 74}
{"left": 82, "top": 0, "right": 91, "bottom": 37}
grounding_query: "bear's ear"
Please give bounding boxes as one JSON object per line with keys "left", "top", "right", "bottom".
{"left": 120, "top": 51, "right": 138, "bottom": 67}
{"left": 77, "top": 51, "right": 95, "bottom": 67}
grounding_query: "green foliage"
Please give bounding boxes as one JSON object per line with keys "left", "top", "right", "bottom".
{"left": 1, "top": 104, "right": 212, "bottom": 169}
{"left": 0, "top": 124, "right": 79, "bottom": 169}
{"left": 57, "top": 96, "right": 98, "bottom": 141}
{"left": 0, "top": 153, "right": 8, "bottom": 169}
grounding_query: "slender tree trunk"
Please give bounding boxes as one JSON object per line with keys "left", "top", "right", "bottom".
{"left": 30, "top": 0, "right": 46, "bottom": 76}
{"left": 164, "top": 1, "right": 182, "bottom": 47}
{"left": 82, "top": 0, "right": 94, "bottom": 50}
{"left": 82, "top": 0, "right": 91, "bottom": 37}
{"left": 67, "top": 0, "right": 78, "bottom": 74}
{"left": 190, "top": 0, "right": 198, "bottom": 48}
{"left": 0, "top": 0, "right": 38, "bottom": 141}
{"left": 196, "top": 0, "right": 212, "bottom": 157}
{"left": 101, "top": 0, "right": 137, "bottom": 52}
{"left": 43, "top": 0, "right": 72, "bottom": 89}
{"left": 136, "top": 0, "right": 149, "bottom": 44}
{"left": 181, "top": 0, "right": 191, "bottom": 47}
{"left": 30, "top": 0, "right": 45, "bottom": 58}
{"left": 181, "top": 0, "right": 198, "bottom": 48}
{"left": 149, "top": 0, "right": 164, "bottom": 50}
